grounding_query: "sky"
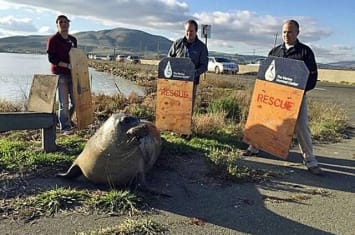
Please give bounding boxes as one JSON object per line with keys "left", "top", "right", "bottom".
{"left": 0, "top": 0, "right": 354, "bottom": 63}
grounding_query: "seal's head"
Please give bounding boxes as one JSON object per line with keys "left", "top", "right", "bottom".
{"left": 99, "top": 113, "right": 141, "bottom": 145}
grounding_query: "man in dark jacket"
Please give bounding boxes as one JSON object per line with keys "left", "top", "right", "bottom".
{"left": 47, "top": 15, "right": 77, "bottom": 135}
{"left": 168, "top": 19, "right": 208, "bottom": 107}
{"left": 243, "top": 19, "right": 322, "bottom": 175}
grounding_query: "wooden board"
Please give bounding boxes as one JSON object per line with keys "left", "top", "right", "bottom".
{"left": 243, "top": 79, "right": 304, "bottom": 158}
{"left": 69, "top": 48, "right": 93, "bottom": 129}
{"left": 27, "top": 74, "right": 59, "bottom": 113}
{"left": 155, "top": 79, "right": 193, "bottom": 134}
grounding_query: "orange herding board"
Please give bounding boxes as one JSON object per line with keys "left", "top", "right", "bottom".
{"left": 243, "top": 79, "right": 304, "bottom": 158}
{"left": 155, "top": 79, "right": 193, "bottom": 135}
{"left": 69, "top": 48, "right": 93, "bottom": 129}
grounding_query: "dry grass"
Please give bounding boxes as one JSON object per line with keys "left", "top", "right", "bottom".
{"left": 0, "top": 99, "right": 23, "bottom": 112}
{"left": 308, "top": 99, "right": 349, "bottom": 142}
{"left": 193, "top": 112, "right": 227, "bottom": 135}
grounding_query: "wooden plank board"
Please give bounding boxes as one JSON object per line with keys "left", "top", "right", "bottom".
{"left": 27, "top": 74, "right": 59, "bottom": 113}
{"left": 243, "top": 79, "right": 304, "bottom": 158}
{"left": 69, "top": 48, "right": 93, "bottom": 129}
{"left": 155, "top": 79, "right": 193, "bottom": 134}
{"left": 0, "top": 112, "right": 55, "bottom": 131}
{"left": 0, "top": 112, "right": 56, "bottom": 152}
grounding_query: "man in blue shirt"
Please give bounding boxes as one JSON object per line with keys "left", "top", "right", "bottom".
{"left": 168, "top": 19, "right": 208, "bottom": 107}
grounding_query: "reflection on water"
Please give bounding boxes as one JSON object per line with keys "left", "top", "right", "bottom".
{"left": 0, "top": 53, "right": 146, "bottom": 103}
{"left": 90, "top": 69, "right": 145, "bottom": 97}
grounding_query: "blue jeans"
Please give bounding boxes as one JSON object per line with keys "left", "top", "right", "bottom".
{"left": 57, "top": 74, "right": 75, "bottom": 131}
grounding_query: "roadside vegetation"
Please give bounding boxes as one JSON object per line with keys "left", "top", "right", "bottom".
{"left": 0, "top": 61, "right": 350, "bottom": 230}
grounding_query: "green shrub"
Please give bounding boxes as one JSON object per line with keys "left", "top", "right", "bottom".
{"left": 207, "top": 96, "right": 241, "bottom": 122}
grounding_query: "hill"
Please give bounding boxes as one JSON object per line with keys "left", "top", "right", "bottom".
{"left": 0, "top": 27, "right": 172, "bottom": 57}
{"left": 0, "top": 27, "right": 354, "bottom": 68}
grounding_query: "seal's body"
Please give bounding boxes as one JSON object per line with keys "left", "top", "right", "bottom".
{"left": 58, "top": 113, "right": 161, "bottom": 186}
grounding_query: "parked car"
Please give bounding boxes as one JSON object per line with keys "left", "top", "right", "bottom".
{"left": 105, "top": 54, "right": 114, "bottom": 61}
{"left": 126, "top": 55, "right": 140, "bottom": 64}
{"left": 116, "top": 54, "right": 126, "bottom": 62}
{"left": 208, "top": 57, "right": 239, "bottom": 74}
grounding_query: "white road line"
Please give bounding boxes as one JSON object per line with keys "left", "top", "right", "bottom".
{"left": 315, "top": 87, "right": 326, "bottom": 91}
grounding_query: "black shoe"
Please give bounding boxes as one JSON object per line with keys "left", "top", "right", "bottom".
{"left": 307, "top": 165, "right": 323, "bottom": 175}
{"left": 180, "top": 134, "right": 191, "bottom": 140}
{"left": 242, "top": 149, "right": 259, "bottom": 156}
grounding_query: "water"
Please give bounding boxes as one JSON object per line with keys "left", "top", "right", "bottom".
{"left": 0, "top": 53, "right": 145, "bottom": 103}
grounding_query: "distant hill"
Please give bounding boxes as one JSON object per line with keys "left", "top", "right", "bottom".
{"left": 325, "top": 61, "right": 355, "bottom": 70}
{"left": 1, "top": 27, "right": 354, "bottom": 69}
{"left": 0, "top": 27, "right": 173, "bottom": 57}
{"left": 0, "top": 35, "right": 46, "bottom": 54}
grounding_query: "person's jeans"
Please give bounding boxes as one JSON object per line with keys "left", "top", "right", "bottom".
{"left": 57, "top": 74, "right": 75, "bottom": 131}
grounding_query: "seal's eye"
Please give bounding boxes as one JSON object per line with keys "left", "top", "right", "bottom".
{"left": 121, "top": 115, "right": 139, "bottom": 125}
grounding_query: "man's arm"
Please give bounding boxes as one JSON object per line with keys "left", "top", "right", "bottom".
{"left": 305, "top": 49, "right": 318, "bottom": 91}
{"left": 48, "top": 52, "right": 60, "bottom": 65}
{"left": 195, "top": 44, "right": 208, "bottom": 77}
{"left": 167, "top": 41, "right": 176, "bottom": 57}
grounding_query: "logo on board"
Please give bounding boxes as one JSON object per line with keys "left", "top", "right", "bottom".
{"left": 265, "top": 59, "right": 276, "bottom": 81}
{"left": 164, "top": 61, "right": 173, "bottom": 78}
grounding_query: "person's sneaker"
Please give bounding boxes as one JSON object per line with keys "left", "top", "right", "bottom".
{"left": 304, "top": 160, "right": 323, "bottom": 175}
{"left": 180, "top": 134, "right": 191, "bottom": 140}
{"left": 62, "top": 129, "right": 74, "bottom": 135}
{"left": 242, "top": 149, "right": 259, "bottom": 156}
{"left": 307, "top": 165, "right": 323, "bottom": 175}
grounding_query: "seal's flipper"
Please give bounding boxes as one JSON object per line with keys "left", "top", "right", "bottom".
{"left": 56, "top": 164, "right": 83, "bottom": 179}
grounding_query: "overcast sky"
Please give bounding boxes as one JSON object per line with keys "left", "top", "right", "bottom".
{"left": 0, "top": 0, "right": 354, "bottom": 63}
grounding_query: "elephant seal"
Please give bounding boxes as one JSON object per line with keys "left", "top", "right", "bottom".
{"left": 58, "top": 113, "right": 161, "bottom": 186}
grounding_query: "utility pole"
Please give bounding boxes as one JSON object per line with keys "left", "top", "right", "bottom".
{"left": 204, "top": 35, "right": 207, "bottom": 80}
{"left": 157, "top": 39, "right": 160, "bottom": 59}
{"left": 274, "top": 32, "right": 278, "bottom": 48}
{"left": 201, "top": 24, "right": 211, "bottom": 80}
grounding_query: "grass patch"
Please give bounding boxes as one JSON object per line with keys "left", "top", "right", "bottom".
{"left": 0, "top": 138, "right": 72, "bottom": 172}
{"left": 0, "top": 133, "right": 84, "bottom": 173}
{"left": 308, "top": 100, "right": 349, "bottom": 142}
{"left": 207, "top": 96, "right": 242, "bottom": 122}
{"left": 125, "top": 103, "right": 155, "bottom": 121}
{"left": 193, "top": 112, "right": 228, "bottom": 136}
{"left": 93, "top": 94, "right": 128, "bottom": 114}
{"left": 0, "top": 99, "right": 23, "bottom": 112}
{"left": 17, "top": 187, "right": 89, "bottom": 216}
{"left": 9, "top": 188, "right": 143, "bottom": 221}
{"left": 87, "top": 190, "right": 142, "bottom": 215}
{"left": 78, "top": 218, "right": 167, "bottom": 235}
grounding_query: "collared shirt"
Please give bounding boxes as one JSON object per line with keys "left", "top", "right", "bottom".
{"left": 268, "top": 40, "right": 318, "bottom": 91}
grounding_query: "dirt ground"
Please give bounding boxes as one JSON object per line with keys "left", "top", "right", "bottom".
{"left": 0, "top": 79, "right": 354, "bottom": 235}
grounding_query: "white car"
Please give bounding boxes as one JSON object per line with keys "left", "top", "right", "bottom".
{"left": 208, "top": 57, "right": 239, "bottom": 74}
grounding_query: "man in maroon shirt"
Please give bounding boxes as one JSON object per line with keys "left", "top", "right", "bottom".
{"left": 46, "top": 15, "right": 77, "bottom": 135}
